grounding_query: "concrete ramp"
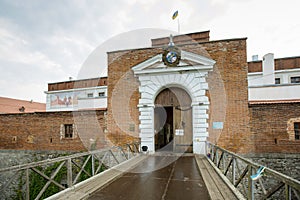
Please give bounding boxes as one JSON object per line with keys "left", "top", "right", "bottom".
{"left": 89, "top": 153, "right": 209, "bottom": 200}
{"left": 48, "top": 153, "right": 241, "bottom": 200}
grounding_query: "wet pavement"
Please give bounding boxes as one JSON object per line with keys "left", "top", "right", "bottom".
{"left": 88, "top": 154, "right": 210, "bottom": 200}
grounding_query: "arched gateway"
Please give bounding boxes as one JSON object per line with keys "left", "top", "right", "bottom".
{"left": 132, "top": 51, "right": 215, "bottom": 154}
{"left": 154, "top": 87, "right": 192, "bottom": 153}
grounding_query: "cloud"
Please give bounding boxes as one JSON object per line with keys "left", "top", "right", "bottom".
{"left": 0, "top": 0, "right": 300, "bottom": 103}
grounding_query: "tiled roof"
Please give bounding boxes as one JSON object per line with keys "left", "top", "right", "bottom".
{"left": 0, "top": 97, "right": 46, "bottom": 114}
{"left": 249, "top": 99, "right": 300, "bottom": 105}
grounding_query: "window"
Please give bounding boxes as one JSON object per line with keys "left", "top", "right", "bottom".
{"left": 64, "top": 124, "right": 73, "bottom": 138}
{"left": 291, "top": 76, "right": 300, "bottom": 83}
{"left": 294, "top": 123, "right": 300, "bottom": 140}
{"left": 87, "top": 93, "right": 93, "bottom": 98}
{"left": 275, "top": 78, "right": 281, "bottom": 84}
{"left": 60, "top": 124, "right": 76, "bottom": 139}
{"left": 98, "top": 92, "right": 105, "bottom": 97}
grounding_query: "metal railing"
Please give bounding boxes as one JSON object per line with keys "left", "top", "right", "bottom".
{"left": 0, "top": 142, "right": 140, "bottom": 200}
{"left": 206, "top": 142, "right": 300, "bottom": 200}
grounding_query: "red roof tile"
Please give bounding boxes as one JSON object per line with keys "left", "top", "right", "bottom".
{"left": 249, "top": 99, "right": 300, "bottom": 105}
{"left": 0, "top": 97, "right": 46, "bottom": 114}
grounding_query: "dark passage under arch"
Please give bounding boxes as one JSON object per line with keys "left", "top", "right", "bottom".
{"left": 154, "top": 87, "right": 193, "bottom": 153}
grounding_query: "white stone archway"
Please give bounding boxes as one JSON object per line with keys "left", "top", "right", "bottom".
{"left": 132, "top": 51, "right": 215, "bottom": 154}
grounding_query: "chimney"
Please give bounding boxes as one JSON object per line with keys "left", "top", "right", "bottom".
{"left": 252, "top": 55, "right": 258, "bottom": 61}
{"left": 262, "top": 53, "right": 275, "bottom": 85}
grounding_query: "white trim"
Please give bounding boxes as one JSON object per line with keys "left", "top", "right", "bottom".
{"left": 132, "top": 50, "right": 215, "bottom": 75}
{"left": 248, "top": 68, "right": 300, "bottom": 76}
{"left": 181, "top": 51, "right": 216, "bottom": 66}
{"left": 134, "top": 65, "right": 213, "bottom": 75}
{"left": 132, "top": 54, "right": 162, "bottom": 71}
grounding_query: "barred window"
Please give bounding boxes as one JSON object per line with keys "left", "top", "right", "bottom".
{"left": 60, "top": 124, "right": 76, "bottom": 139}
{"left": 64, "top": 124, "right": 73, "bottom": 138}
{"left": 294, "top": 122, "right": 300, "bottom": 140}
{"left": 98, "top": 92, "right": 105, "bottom": 97}
{"left": 291, "top": 76, "right": 300, "bottom": 84}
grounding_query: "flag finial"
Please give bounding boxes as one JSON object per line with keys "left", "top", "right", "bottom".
{"left": 172, "top": 10, "right": 178, "bottom": 20}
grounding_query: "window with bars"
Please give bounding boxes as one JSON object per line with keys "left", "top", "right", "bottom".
{"left": 275, "top": 78, "right": 281, "bottom": 84}
{"left": 60, "top": 124, "right": 76, "bottom": 139}
{"left": 291, "top": 76, "right": 300, "bottom": 84}
{"left": 98, "top": 92, "right": 105, "bottom": 97}
{"left": 294, "top": 122, "right": 300, "bottom": 140}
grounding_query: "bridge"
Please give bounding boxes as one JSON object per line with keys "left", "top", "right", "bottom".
{"left": 0, "top": 143, "right": 299, "bottom": 200}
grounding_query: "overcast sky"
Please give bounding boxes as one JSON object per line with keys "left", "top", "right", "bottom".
{"left": 0, "top": 0, "right": 299, "bottom": 103}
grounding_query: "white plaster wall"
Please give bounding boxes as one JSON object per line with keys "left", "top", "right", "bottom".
{"left": 248, "top": 69, "right": 300, "bottom": 87}
{"left": 248, "top": 69, "right": 300, "bottom": 101}
{"left": 77, "top": 98, "right": 107, "bottom": 110}
{"left": 249, "top": 84, "right": 300, "bottom": 101}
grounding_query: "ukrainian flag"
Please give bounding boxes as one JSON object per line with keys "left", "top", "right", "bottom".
{"left": 172, "top": 10, "right": 178, "bottom": 20}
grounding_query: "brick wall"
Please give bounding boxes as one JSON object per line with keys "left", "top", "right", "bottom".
{"left": 0, "top": 110, "right": 106, "bottom": 151}
{"left": 248, "top": 56, "right": 300, "bottom": 73}
{"left": 107, "top": 48, "right": 162, "bottom": 146}
{"left": 203, "top": 39, "right": 251, "bottom": 153}
{"left": 249, "top": 103, "right": 300, "bottom": 153}
{"left": 107, "top": 38, "right": 252, "bottom": 153}
{"left": 48, "top": 77, "right": 107, "bottom": 91}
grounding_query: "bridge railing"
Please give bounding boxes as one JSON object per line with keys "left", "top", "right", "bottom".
{"left": 0, "top": 142, "right": 140, "bottom": 200}
{"left": 206, "top": 142, "right": 300, "bottom": 200}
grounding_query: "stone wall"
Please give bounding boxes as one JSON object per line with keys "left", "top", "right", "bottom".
{"left": 0, "top": 150, "right": 73, "bottom": 168}
{"left": 245, "top": 153, "right": 300, "bottom": 180}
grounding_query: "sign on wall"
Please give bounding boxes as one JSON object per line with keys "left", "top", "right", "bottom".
{"left": 50, "top": 92, "right": 79, "bottom": 108}
{"left": 212, "top": 122, "right": 224, "bottom": 129}
{"left": 175, "top": 129, "right": 184, "bottom": 136}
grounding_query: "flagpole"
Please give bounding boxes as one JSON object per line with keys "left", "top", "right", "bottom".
{"left": 177, "top": 18, "right": 180, "bottom": 33}
{"left": 172, "top": 10, "right": 179, "bottom": 33}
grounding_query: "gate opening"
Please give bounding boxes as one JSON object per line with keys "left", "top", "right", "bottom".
{"left": 154, "top": 87, "right": 193, "bottom": 153}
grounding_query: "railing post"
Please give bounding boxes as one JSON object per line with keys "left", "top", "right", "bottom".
{"left": 211, "top": 145, "right": 214, "bottom": 162}
{"left": 67, "top": 158, "right": 73, "bottom": 187}
{"left": 223, "top": 152, "right": 226, "bottom": 173}
{"left": 92, "top": 154, "right": 95, "bottom": 176}
{"left": 127, "top": 145, "right": 130, "bottom": 159}
{"left": 232, "top": 157, "right": 236, "bottom": 185}
{"left": 248, "top": 165, "right": 254, "bottom": 200}
{"left": 285, "top": 184, "right": 291, "bottom": 200}
{"left": 216, "top": 147, "right": 219, "bottom": 166}
{"left": 26, "top": 168, "right": 30, "bottom": 200}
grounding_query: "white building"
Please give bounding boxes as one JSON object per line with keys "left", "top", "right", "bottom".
{"left": 248, "top": 54, "right": 300, "bottom": 102}
{"left": 45, "top": 77, "right": 107, "bottom": 112}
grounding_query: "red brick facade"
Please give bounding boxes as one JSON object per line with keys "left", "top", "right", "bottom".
{"left": 248, "top": 56, "right": 300, "bottom": 73}
{"left": 106, "top": 37, "right": 253, "bottom": 153}
{"left": 0, "top": 110, "right": 106, "bottom": 151}
{"left": 249, "top": 103, "right": 300, "bottom": 153}
{"left": 48, "top": 77, "right": 107, "bottom": 91}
